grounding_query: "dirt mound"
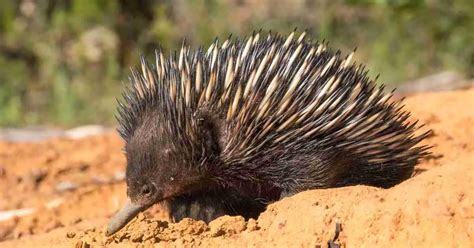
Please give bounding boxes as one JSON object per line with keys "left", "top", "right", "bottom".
{"left": 1, "top": 89, "right": 473, "bottom": 247}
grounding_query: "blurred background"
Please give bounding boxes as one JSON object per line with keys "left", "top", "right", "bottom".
{"left": 0, "top": 0, "right": 472, "bottom": 127}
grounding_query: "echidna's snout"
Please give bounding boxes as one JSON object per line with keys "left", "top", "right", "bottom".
{"left": 106, "top": 199, "right": 148, "bottom": 236}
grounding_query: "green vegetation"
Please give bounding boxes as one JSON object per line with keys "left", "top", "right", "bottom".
{"left": 0, "top": 0, "right": 472, "bottom": 126}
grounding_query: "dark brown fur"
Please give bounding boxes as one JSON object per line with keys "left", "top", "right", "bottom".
{"left": 117, "top": 31, "right": 431, "bottom": 223}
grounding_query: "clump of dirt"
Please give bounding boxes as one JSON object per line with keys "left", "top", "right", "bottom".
{"left": 208, "top": 215, "right": 247, "bottom": 237}
{"left": 74, "top": 214, "right": 257, "bottom": 247}
{"left": 78, "top": 216, "right": 209, "bottom": 246}
{"left": 0, "top": 88, "right": 473, "bottom": 247}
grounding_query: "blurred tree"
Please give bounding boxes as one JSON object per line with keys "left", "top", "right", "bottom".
{"left": 0, "top": 0, "right": 472, "bottom": 126}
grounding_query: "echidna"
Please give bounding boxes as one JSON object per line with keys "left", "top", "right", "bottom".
{"left": 106, "top": 31, "right": 431, "bottom": 236}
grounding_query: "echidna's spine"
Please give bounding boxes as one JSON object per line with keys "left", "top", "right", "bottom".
{"left": 117, "top": 31, "right": 431, "bottom": 184}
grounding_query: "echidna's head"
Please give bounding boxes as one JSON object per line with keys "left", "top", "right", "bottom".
{"left": 126, "top": 118, "right": 208, "bottom": 201}
{"left": 106, "top": 107, "right": 220, "bottom": 236}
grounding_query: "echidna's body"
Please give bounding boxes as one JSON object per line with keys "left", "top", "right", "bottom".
{"left": 106, "top": 32, "right": 431, "bottom": 236}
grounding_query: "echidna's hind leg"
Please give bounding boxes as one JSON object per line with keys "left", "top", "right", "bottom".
{"left": 165, "top": 188, "right": 266, "bottom": 223}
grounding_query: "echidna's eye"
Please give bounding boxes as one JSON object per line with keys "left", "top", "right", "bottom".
{"left": 141, "top": 185, "right": 151, "bottom": 195}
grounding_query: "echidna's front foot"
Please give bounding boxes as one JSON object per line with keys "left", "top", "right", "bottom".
{"left": 167, "top": 193, "right": 227, "bottom": 223}
{"left": 166, "top": 189, "right": 266, "bottom": 223}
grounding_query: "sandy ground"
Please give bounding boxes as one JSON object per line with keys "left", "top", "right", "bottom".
{"left": 0, "top": 88, "right": 473, "bottom": 247}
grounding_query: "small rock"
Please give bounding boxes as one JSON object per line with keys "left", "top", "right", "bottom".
{"left": 55, "top": 181, "right": 79, "bottom": 192}
{"left": 209, "top": 216, "right": 246, "bottom": 237}
{"left": 246, "top": 218, "right": 259, "bottom": 231}
{"left": 174, "top": 218, "right": 207, "bottom": 236}
{"left": 130, "top": 232, "right": 144, "bottom": 242}
{"left": 137, "top": 213, "right": 146, "bottom": 221}
{"left": 66, "top": 232, "right": 76, "bottom": 238}
{"left": 29, "top": 168, "right": 48, "bottom": 187}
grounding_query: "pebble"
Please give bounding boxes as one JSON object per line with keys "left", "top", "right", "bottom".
{"left": 55, "top": 181, "right": 79, "bottom": 192}
{"left": 75, "top": 240, "right": 91, "bottom": 248}
{"left": 66, "top": 232, "right": 76, "bottom": 238}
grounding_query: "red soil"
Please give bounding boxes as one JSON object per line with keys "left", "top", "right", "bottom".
{"left": 0, "top": 89, "right": 473, "bottom": 247}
